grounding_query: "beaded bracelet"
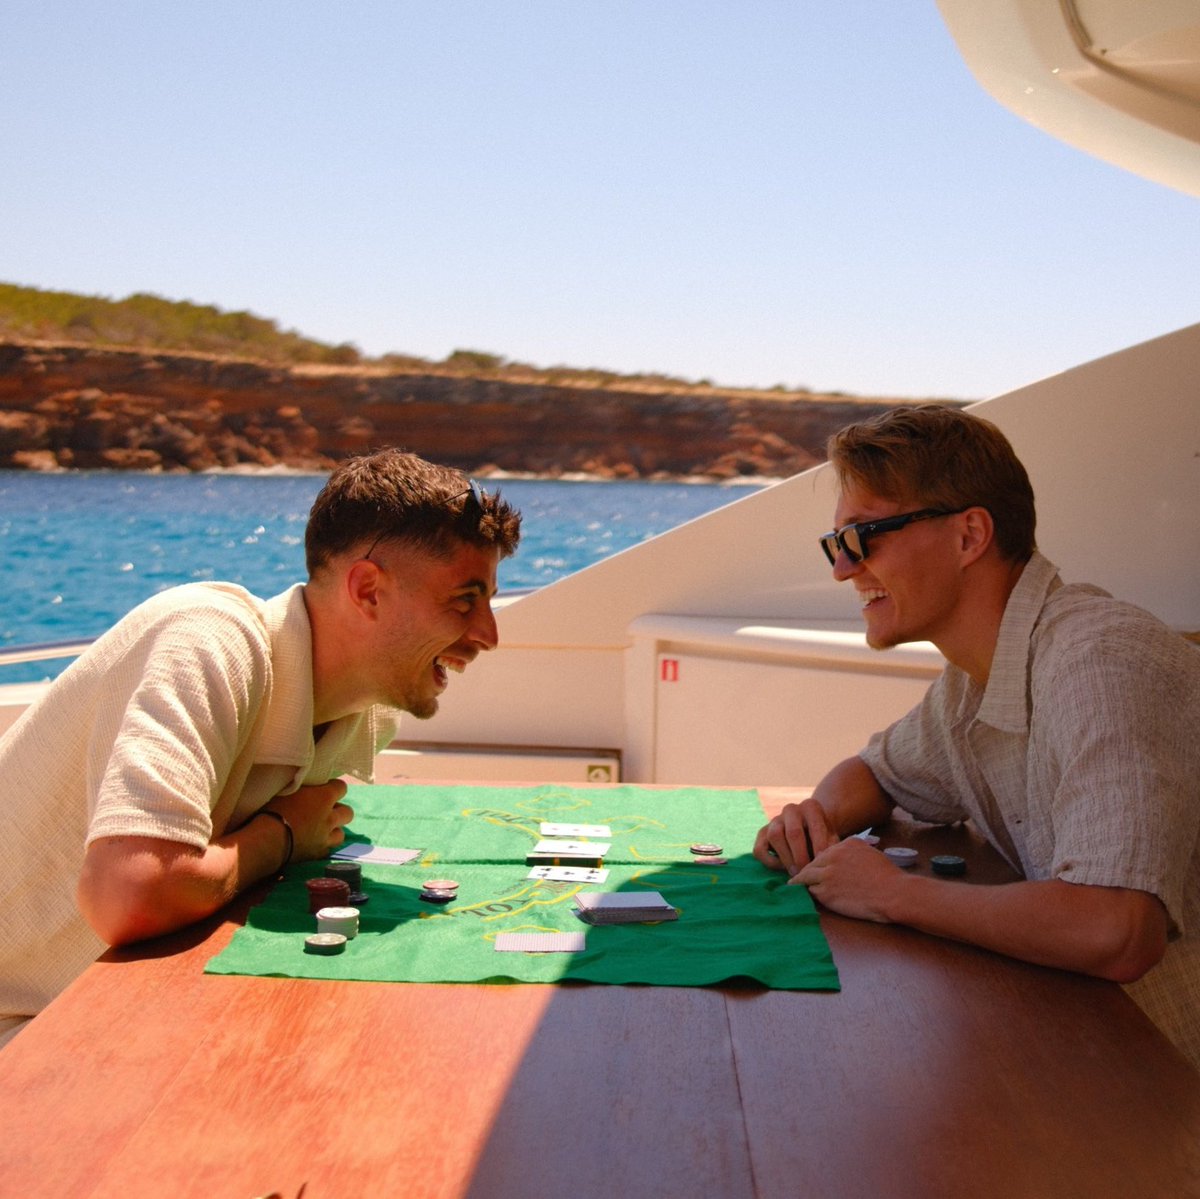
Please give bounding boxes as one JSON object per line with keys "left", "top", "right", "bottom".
{"left": 255, "top": 808, "right": 294, "bottom": 873}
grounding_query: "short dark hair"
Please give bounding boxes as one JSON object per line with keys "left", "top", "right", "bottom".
{"left": 305, "top": 449, "right": 521, "bottom": 574}
{"left": 826, "top": 404, "right": 1036, "bottom": 563}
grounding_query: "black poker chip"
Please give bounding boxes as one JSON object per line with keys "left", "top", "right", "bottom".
{"left": 931, "top": 854, "right": 967, "bottom": 877}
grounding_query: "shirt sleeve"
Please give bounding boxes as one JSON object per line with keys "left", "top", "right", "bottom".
{"left": 859, "top": 669, "right": 974, "bottom": 826}
{"left": 1037, "top": 608, "right": 1200, "bottom": 936}
{"left": 86, "top": 599, "right": 272, "bottom": 852}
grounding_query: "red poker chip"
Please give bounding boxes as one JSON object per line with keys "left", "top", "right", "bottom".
{"left": 306, "top": 877, "right": 351, "bottom": 912}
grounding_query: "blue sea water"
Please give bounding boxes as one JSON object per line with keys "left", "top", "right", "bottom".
{"left": 0, "top": 471, "right": 762, "bottom": 682}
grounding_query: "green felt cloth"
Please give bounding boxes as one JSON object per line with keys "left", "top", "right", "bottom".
{"left": 205, "top": 783, "right": 840, "bottom": 991}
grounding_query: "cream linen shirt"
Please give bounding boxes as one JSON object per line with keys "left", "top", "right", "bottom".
{"left": 0, "top": 582, "right": 399, "bottom": 1046}
{"left": 861, "top": 552, "right": 1200, "bottom": 1071}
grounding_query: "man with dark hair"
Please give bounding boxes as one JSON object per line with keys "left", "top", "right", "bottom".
{"left": 754, "top": 404, "right": 1200, "bottom": 1070}
{"left": 0, "top": 449, "right": 520, "bottom": 1047}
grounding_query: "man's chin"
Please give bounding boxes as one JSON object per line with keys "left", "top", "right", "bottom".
{"left": 863, "top": 625, "right": 898, "bottom": 652}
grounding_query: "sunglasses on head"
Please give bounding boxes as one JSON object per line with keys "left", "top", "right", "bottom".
{"left": 451, "top": 478, "right": 486, "bottom": 517}
{"left": 362, "top": 478, "right": 487, "bottom": 561}
{"left": 818, "top": 507, "right": 968, "bottom": 566}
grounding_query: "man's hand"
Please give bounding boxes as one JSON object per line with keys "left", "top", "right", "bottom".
{"left": 263, "top": 780, "right": 353, "bottom": 862}
{"left": 792, "top": 838, "right": 905, "bottom": 922}
{"left": 791, "top": 840, "right": 1169, "bottom": 984}
{"left": 753, "top": 799, "right": 840, "bottom": 875}
{"left": 754, "top": 757, "right": 895, "bottom": 875}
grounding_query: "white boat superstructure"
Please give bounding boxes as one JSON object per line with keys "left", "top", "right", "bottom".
{"left": 2, "top": 1, "right": 1198, "bottom": 787}
{"left": 390, "top": 319, "right": 1199, "bottom": 786}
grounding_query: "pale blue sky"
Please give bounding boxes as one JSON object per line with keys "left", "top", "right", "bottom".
{"left": 2, "top": 2, "right": 1197, "bottom": 399}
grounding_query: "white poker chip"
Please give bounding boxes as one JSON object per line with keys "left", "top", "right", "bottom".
{"left": 304, "top": 932, "right": 348, "bottom": 955}
{"left": 316, "top": 906, "right": 360, "bottom": 938}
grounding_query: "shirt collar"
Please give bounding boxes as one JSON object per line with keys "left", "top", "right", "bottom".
{"left": 253, "top": 584, "right": 319, "bottom": 764}
{"left": 976, "top": 551, "right": 1061, "bottom": 734}
{"left": 254, "top": 584, "right": 395, "bottom": 782}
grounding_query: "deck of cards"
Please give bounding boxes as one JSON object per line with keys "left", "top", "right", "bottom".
{"left": 573, "top": 891, "right": 679, "bottom": 925}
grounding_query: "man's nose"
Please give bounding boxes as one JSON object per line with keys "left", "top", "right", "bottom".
{"left": 469, "top": 600, "right": 499, "bottom": 650}
{"left": 831, "top": 548, "right": 862, "bottom": 582}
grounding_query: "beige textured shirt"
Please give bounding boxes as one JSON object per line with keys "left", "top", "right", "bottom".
{"left": 0, "top": 582, "right": 398, "bottom": 1045}
{"left": 861, "top": 552, "right": 1200, "bottom": 1070}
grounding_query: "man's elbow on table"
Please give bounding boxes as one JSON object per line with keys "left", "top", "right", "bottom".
{"left": 1087, "top": 888, "right": 1169, "bottom": 985}
{"left": 77, "top": 835, "right": 223, "bottom": 947}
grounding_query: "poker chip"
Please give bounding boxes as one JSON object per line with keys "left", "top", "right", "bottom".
{"left": 325, "top": 860, "right": 363, "bottom": 890}
{"left": 420, "top": 878, "right": 459, "bottom": 905}
{"left": 689, "top": 843, "right": 723, "bottom": 856}
{"left": 931, "top": 854, "right": 967, "bottom": 877}
{"left": 883, "top": 846, "right": 919, "bottom": 868}
{"left": 692, "top": 856, "right": 727, "bottom": 866}
{"left": 305, "top": 877, "right": 351, "bottom": 913}
{"left": 348, "top": 890, "right": 370, "bottom": 906}
{"left": 304, "top": 932, "right": 347, "bottom": 955}
{"left": 316, "top": 905, "right": 360, "bottom": 938}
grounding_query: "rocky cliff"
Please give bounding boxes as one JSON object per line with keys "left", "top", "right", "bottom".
{"left": 0, "top": 341, "right": 917, "bottom": 480}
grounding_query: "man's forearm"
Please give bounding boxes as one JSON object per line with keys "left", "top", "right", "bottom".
{"left": 885, "top": 873, "right": 1167, "bottom": 983}
{"left": 77, "top": 813, "right": 292, "bottom": 946}
{"left": 809, "top": 755, "right": 895, "bottom": 836}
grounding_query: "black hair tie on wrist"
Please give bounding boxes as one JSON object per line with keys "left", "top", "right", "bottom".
{"left": 255, "top": 808, "right": 294, "bottom": 873}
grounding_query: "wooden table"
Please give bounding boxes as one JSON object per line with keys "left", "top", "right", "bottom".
{"left": 1, "top": 787, "right": 1198, "bottom": 1198}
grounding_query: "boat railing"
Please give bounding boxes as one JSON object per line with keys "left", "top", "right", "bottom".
{"left": 0, "top": 639, "right": 95, "bottom": 668}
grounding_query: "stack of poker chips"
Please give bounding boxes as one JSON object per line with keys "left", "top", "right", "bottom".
{"left": 689, "top": 841, "right": 726, "bottom": 866}
{"left": 419, "top": 878, "right": 459, "bottom": 905}
{"left": 301, "top": 861, "right": 377, "bottom": 954}
{"left": 303, "top": 874, "right": 362, "bottom": 955}
{"left": 316, "top": 905, "right": 360, "bottom": 939}
{"left": 306, "top": 904, "right": 360, "bottom": 955}
{"left": 324, "top": 859, "right": 369, "bottom": 905}
{"left": 306, "top": 876, "right": 351, "bottom": 914}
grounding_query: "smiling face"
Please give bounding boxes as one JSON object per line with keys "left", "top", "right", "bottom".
{"left": 364, "top": 538, "right": 501, "bottom": 719}
{"left": 829, "top": 483, "right": 969, "bottom": 653}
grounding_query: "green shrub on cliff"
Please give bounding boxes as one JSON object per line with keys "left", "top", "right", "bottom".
{"left": 0, "top": 282, "right": 357, "bottom": 365}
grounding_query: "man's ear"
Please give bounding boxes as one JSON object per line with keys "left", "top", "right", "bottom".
{"left": 345, "top": 557, "right": 384, "bottom": 617}
{"left": 959, "top": 506, "right": 995, "bottom": 566}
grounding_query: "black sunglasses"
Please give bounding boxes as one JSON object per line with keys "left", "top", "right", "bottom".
{"left": 819, "top": 507, "right": 967, "bottom": 566}
{"left": 363, "top": 478, "right": 486, "bottom": 561}
{"left": 451, "top": 478, "right": 486, "bottom": 517}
